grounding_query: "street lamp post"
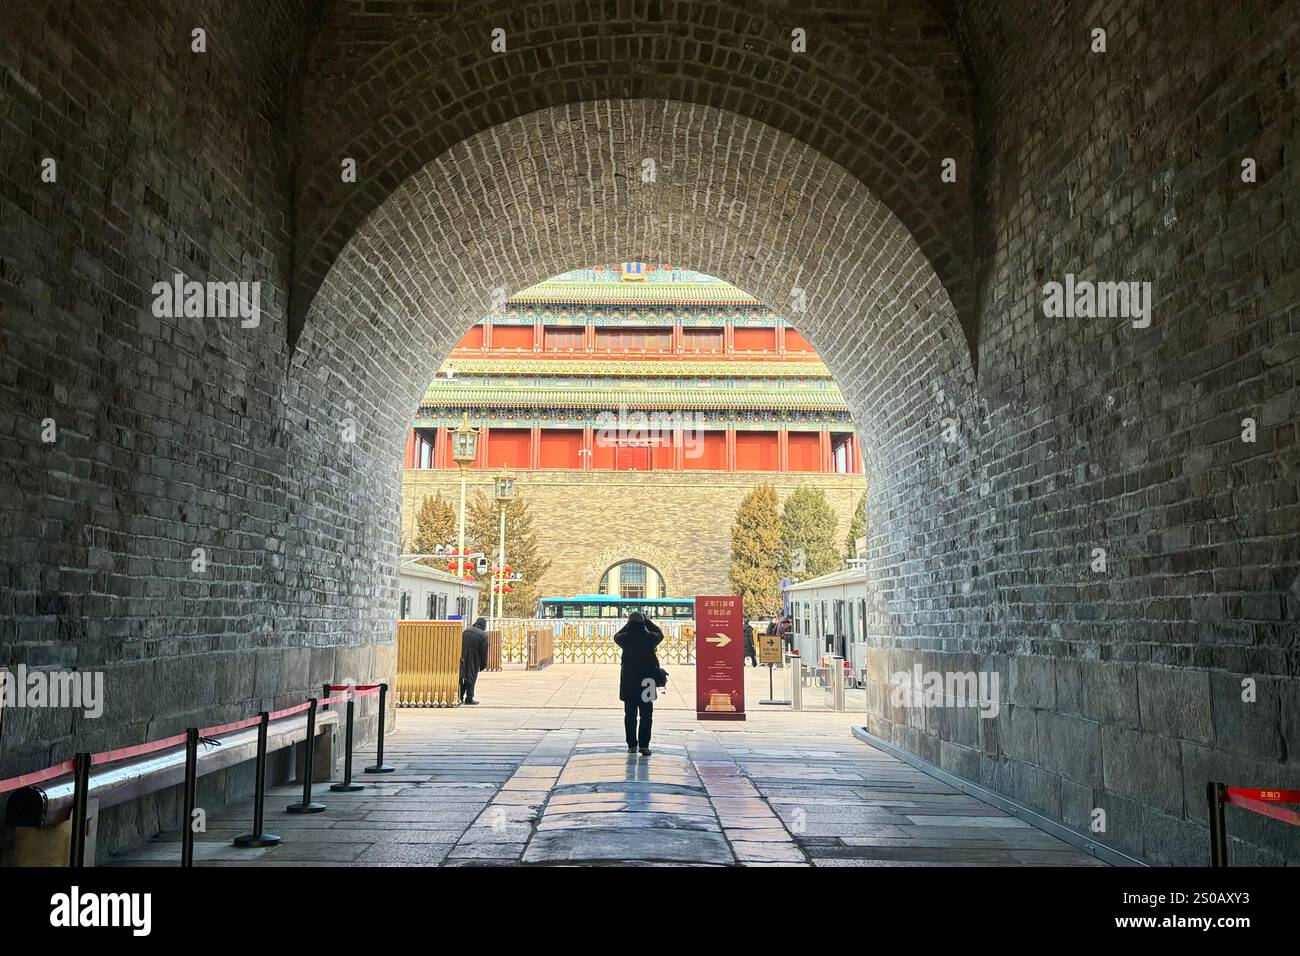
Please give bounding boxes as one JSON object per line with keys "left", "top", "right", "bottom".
{"left": 450, "top": 415, "right": 480, "bottom": 582}
{"left": 492, "top": 469, "right": 515, "bottom": 624}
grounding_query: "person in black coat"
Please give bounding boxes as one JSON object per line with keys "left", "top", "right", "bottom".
{"left": 614, "top": 611, "right": 663, "bottom": 754}
{"left": 743, "top": 622, "right": 757, "bottom": 667}
{"left": 459, "top": 617, "right": 489, "bottom": 705}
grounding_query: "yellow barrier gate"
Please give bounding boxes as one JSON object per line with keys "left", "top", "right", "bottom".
{"left": 395, "top": 621, "right": 463, "bottom": 707}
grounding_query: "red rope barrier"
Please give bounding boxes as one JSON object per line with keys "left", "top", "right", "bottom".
{"left": 0, "top": 759, "right": 78, "bottom": 794}
{"left": 0, "top": 678, "right": 382, "bottom": 792}
{"left": 1225, "top": 790, "right": 1300, "bottom": 827}
{"left": 268, "top": 700, "right": 313, "bottom": 721}
{"left": 91, "top": 733, "right": 189, "bottom": 766}
{"left": 199, "top": 714, "right": 264, "bottom": 738}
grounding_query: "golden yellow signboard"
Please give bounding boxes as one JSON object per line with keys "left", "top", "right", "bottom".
{"left": 757, "top": 634, "right": 782, "bottom": 665}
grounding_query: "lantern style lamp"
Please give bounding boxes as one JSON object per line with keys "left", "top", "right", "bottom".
{"left": 451, "top": 415, "right": 479, "bottom": 578}
{"left": 491, "top": 468, "right": 515, "bottom": 622}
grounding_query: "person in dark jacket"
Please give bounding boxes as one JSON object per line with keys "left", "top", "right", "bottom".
{"left": 614, "top": 611, "right": 663, "bottom": 755}
{"left": 459, "top": 617, "right": 489, "bottom": 705}
{"left": 743, "top": 622, "right": 757, "bottom": 667}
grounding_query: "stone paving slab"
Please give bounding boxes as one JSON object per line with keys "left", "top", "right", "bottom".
{"left": 522, "top": 827, "right": 735, "bottom": 865}
{"left": 107, "top": 665, "right": 1103, "bottom": 868}
{"left": 536, "top": 811, "right": 719, "bottom": 831}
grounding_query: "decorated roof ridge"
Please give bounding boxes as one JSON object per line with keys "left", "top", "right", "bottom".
{"left": 498, "top": 264, "right": 770, "bottom": 309}
{"left": 411, "top": 413, "right": 853, "bottom": 423}
{"left": 508, "top": 283, "right": 760, "bottom": 305}
{"left": 495, "top": 301, "right": 772, "bottom": 310}
{"left": 416, "top": 399, "right": 850, "bottom": 412}
{"left": 437, "top": 358, "right": 834, "bottom": 378}
{"left": 422, "top": 381, "right": 847, "bottom": 395}
{"left": 415, "top": 386, "right": 851, "bottom": 411}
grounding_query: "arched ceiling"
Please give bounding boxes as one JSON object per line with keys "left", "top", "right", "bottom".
{"left": 289, "top": 0, "right": 978, "bottom": 354}
{"left": 290, "top": 100, "right": 974, "bottom": 523}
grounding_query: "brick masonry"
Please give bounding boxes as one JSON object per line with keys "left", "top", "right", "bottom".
{"left": 401, "top": 469, "right": 866, "bottom": 599}
{"left": 0, "top": 0, "right": 1296, "bottom": 865}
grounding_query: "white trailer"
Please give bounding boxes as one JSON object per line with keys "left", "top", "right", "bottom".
{"left": 782, "top": 564, "right": 870, "bottom": 685}
{"left": 397, "top": 556, "right": 481, "bottom": 622}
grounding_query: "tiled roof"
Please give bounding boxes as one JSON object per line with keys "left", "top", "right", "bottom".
{"left": 440, "top": 358, "right": 832, "bottom": 378}
{"left": 509, "top": 281, "right": 759, "bottom": 305}
{"left": 418, "top": 383, "right": 849, "bottom": 411}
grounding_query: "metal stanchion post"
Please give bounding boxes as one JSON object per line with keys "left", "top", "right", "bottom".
{"left": 1207, "top": 782, "right": 1228, "bottom": 867}
{"left": 788, "top": 653, "right": 803, "bottom": 712}
{"left": 365, "top": 682, "right": 395, "bottom": 773}
{"left": 234, "top": 712, "right": 281, "bottom": 847}
{"left": 181, "top": 728, "right": 199, "bottom": 867}
{"left": 831, "top": 655, "right": 846, "bottom": 711}
{"left": 286, "top": 699, "right": 326, "bottom": 813}
{"left": 331, "top": 692, "right": 364, "bottom": 792}
{"left": 68, "top": 752, "right": 92, "bottom": 868}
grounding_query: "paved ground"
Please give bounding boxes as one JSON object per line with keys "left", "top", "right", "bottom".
{"left": 109, "top": 665, "right": 1104, "bottom": 867}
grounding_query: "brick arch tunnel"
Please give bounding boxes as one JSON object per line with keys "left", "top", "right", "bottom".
{"left": 294, "top": 97, "right": 973, "bottom": 623}
{"left": 0, "top": 0, "right": 1297, "bottom": 867}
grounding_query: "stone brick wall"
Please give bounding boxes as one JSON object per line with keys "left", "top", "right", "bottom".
{"left": 0, "top": 0, "right": 394, "bottom": 859}
{"left": 402, "top": 470, "right": 866, "bottom": 600}
{"left": 857, "top": 0, "right": 1300, "bottom": 865}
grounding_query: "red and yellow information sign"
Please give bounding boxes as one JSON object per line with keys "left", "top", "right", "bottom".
{"left": 695, "top": 595, "right": 745, "bottom": 721}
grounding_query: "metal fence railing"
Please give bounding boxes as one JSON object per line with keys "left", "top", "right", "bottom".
{"left": 488, "top": 619, "right": 696, "bottom": 665}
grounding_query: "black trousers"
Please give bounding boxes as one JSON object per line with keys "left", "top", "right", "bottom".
{"left": 623, "top": 699, "right": 653, "bottom": 748}
{"left": 460, "top": 676, "right": 477, "bottom": 702}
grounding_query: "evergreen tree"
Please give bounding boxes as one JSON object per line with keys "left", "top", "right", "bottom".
{"left": 409, "top": 493, "right": 458, "bottom": 566}
{"left": 467, "top": 491, "right": 552, "bottom": 617}
{"left": 780, "top": 484, "right": 842, "bottom": 579}
{"left": 728, "top": 483, "right": 783, "bottom": 617}
{"left": 844, "top": 491, "right": 867, "bottom": 558}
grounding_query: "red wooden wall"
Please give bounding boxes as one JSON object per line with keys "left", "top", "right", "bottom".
{"left": 538, "top": 429, "right": 582, "bottom": 468}
{"left": 787, "top": 432, "right": 822, "bottom": 471}
{"left": 735, "top": 431, "right": 779, "bottom": 471}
